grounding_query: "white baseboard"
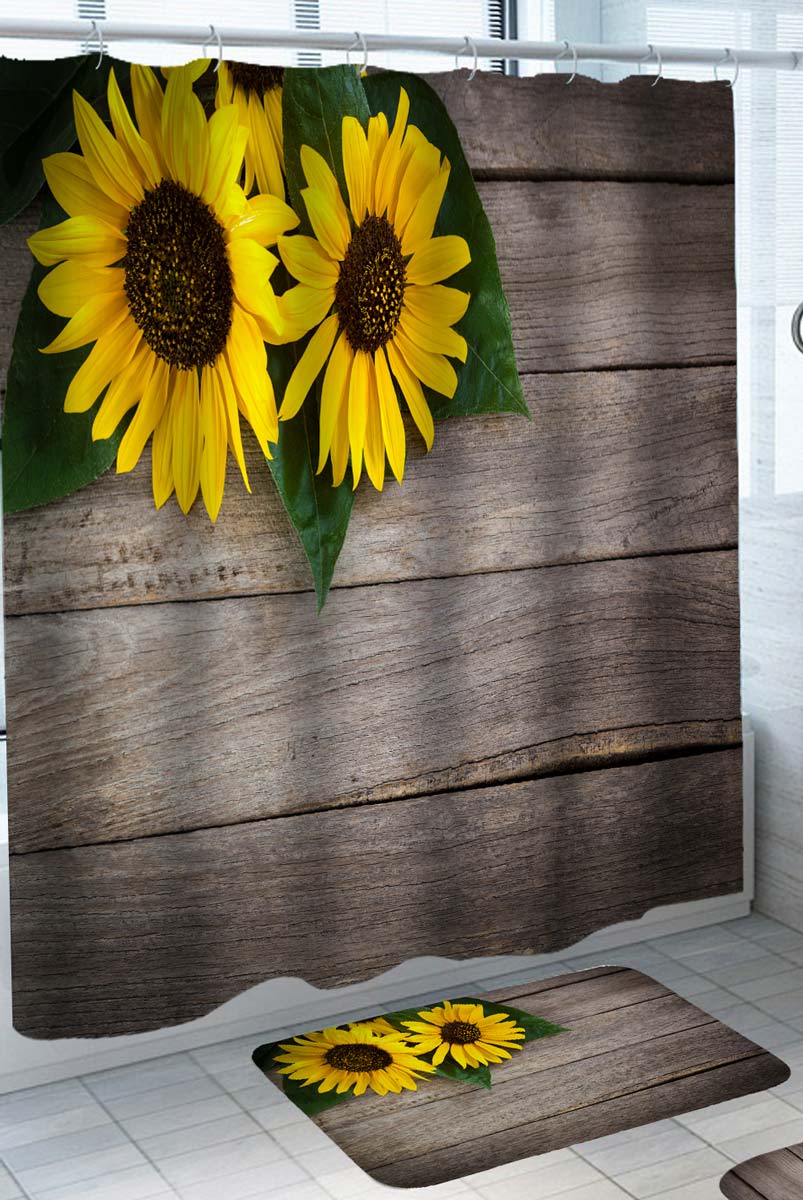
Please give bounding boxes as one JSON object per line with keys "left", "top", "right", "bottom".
{"left": 0, "top": 724, "right": 756, "bottom": 1095}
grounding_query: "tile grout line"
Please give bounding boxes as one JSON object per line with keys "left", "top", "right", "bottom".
{"left": 0, "top": 1152, "right": 35, "bottom": 1200}
{"left": 77, "top": 1087, "right": 183, "bottom": 1200}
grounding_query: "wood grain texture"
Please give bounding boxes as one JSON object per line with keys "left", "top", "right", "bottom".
{"left": 261, "top": 967, "right": 788, "bottom": 1188}
{"left": 7, "top": 549, "right": 741, "bottom": 852}
{"left": 0, "top": 181, "right": 735, "bottom": 388}
{"left": 721, "top": 1145, "right": 803, "bottom": 1200}
{"left": 3, "top": 365, "right": 738, "bottom": 615}
{"left": 428, "top": 72, "right": 735, "bottom": 182}
{"left": 10, "top": 755, "right": 744, "bottom": 1038}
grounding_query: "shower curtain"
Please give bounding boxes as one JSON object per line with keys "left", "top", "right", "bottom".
{"left": 0, "top": 59, "right": 740, "bottom": 1040}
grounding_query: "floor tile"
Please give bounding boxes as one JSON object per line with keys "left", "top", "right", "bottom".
{"left": 175, "top": 1157, "right": 309, "bottom": 1200}
{"left": 716, "top": 1115, "right": 803, "bottom": 1160}
{"left": 82, "top": 1056, "right": 205, "bottom": 1104}
{"left": 0, "top": 1103, "right": 111, "bottom": 1154}
{"left": 154, "top": 1133, "right": 288, "bottom": 1188}
{"left": 32, "top": 1162, "right": 175, "bottom": 1200}
{"left": 474, "top": 1156, "right": 605, "bottom": 1198}
{"left": 612, "top": 1147, "right": 731, "bottom": 1198}
{"left": 117, "top": 1094, "right": 243, "bottom": 1142}
{"left": 101, "top": 1077, "right": 225, "bottom": 1123}
{"left": 579, "top": 1126, "right": 704, "bottom": 1175}
{"left": 0, "top": 1164, "right": 21, "bottom": 1200}
{"left": 138, "top": 1112, "right": 262, "bottom": 1161}
{"left": 678, "top": 1094, "right": 800, "bottom": 1143}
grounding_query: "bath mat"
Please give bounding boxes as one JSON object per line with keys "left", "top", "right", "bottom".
{"left": 721, "top": 1143, "right": 803, "bottom": 1199}
{"left": 253, "top": 966, "right": 790, "bottom": 1189}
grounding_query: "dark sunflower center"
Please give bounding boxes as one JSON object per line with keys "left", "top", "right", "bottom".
{"left": 123, "top": 179, "right": 233, "bottom": 370}
{"left": 441, "top": 1021, "right": 481, "bottom": 1045}
{"left": 324, "top": 1043, "right": 393, "bottom": 1073}
{"left": 335, "top": 214, "right": 406, "bottom": 353}
{"left": 229, "top": 62, "right": 284, "bottom": 96}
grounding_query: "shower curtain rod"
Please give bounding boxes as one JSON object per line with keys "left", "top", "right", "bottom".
{"left": 0, "top": 21, "right": 800, "bottom": 71}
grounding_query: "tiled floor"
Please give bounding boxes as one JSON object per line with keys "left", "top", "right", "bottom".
{"left": 4, "top": 914, "right": 803, "bottom": 1199}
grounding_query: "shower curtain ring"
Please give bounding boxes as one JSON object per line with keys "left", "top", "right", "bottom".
{"left": 87, "top": 20, "right": 105, "bottom": 70}
{"left": 637, "top": 46, "right": 652, "bottom": 75}
{"left": 650, "top": 45, "right": 663, "bottom": 86}
{"left": 455, "top": 35, "right": 478, "bottom": 81}
{"left": 346, "top": 32, "right": 368, "bottom": 74}
{"left": 202, "top": 25, "right": 223, "bottom": 72}
{"left": 715, "top": 48, "right": 739, "bottom": 87}
{"left": 791, "top": 303, "right": 803, "bottom": 355}
{"left": 557, "top": 39, "right": 578, "bottom": 84}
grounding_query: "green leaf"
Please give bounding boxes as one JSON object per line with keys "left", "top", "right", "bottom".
{"left": 267, "top": 66, "right": 373, "bottom": 609}
{"left": 434, "top": 1058, "right": 493, "bottom": 1090}
{"left": 267, "top": 347, "right": 355, "bottom": 610}
{"left": 0, "top": 54, "right": 120, "bottom": 225}
{"left": 362, "top": 71, "right": 529, "bottom": 421}
{"left": 2, "top": 191, "right": 130, "bottom": 513}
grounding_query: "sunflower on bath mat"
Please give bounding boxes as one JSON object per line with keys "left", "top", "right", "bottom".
{"left": 253, "top": 997, "right": 566, "bottom": 1115}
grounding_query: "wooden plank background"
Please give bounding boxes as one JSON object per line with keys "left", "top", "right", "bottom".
{"left": 1, "top": 72, "right": 740, "bottom": 1038}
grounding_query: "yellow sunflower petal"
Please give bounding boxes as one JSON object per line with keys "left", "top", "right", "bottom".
{"left": 151, "top": 402, "right": 175, "bottom": 508}
{"left": 161, "top": 66, "right": 209, "bottom": 196}
{"left": 247, "top": 93, "right": 284, "bottom": 199}
{"left": 130, "top": 65, "right": 166, "bottom": 175}
{"left": 41, "top": 289, "right": 129, "bottom": 355}
{"left": 375, "top": 346, "right": 406, "bottom": 483}
{"left": 42, "top": 152, "right": 127, "bottom": 228}
{"left": 431, "top": 1042, "right": 449, "bottom": 1066}
{"left": 229, "top": 194, "right": 299, "bottom": 245}
{"left": 73, "top": 89, "right": 142, "bottom": 209}
{"left": 38, "top": 261, "right": 124, "bottom": 320}
{"left": 225, "top": 305, "right": 279, "bottom": 451}
{"left": 302, "top": 186, "right": 350, "bottom": 261}
{"left": 301, "top": 145, "right": 342, "bottom": 209}
{"left": 278, "top": 234, "right": 339, "bottom": 290}
{"left": 342, "top": 115, "right": 369, "bottom": 224}
{"left": 386, "top": 337, "right": 434, "bottom": 451}
{"left": 203, "top": 104, "right": 243, "bottom": 211}
{"left": 394, "top": 327, "right": 457, "bottom": 398}
{"left": 363, "top": 357, "right": 385, "bottom": 491}
{"left": 279, "top": 312, "right": 338, "bottom": 421}
{"left": 366, "top": 112, "right": 389, "bottom": 213}
{"left": 374, "top": 87, "right": 410, "bottom": 218}
{"left": 347, "top": 348, "right": 370, "bottom": 488}
{"left": 401, "top": 160, "right": 450, "bottom": 257}
{"left": 277, "top": 283, "right": 335, "bottom": 343}
{"left": 116, "top": 354, "right": 167, "bottom": 473}
{"left": 64, "top": 318, "right": 141, "bottom": 413}
{"left": 28, "top": 215, "right": 126, "bottom": 269}
{"left": 228, "top": 239, "right": 281, "bottom": 327}
{"left": 399, "top": 308, "right": 467, "bottom": 362}
{"left": 107, "top": 67, "right": 159, "bottom": 189}
{"left": 407, "top": 235, "right": 470, "bottom": 286}
{"left": 330, "top": 384, "right": 351, "bottom": 487}
{"left": 171, "top": 367, "right": 202, "bottom": 514}
{"left": 318, "top": 331, "right": 352, "bottom": 473}
{"left": 395, "top": 131, "right": 440, "bottom": 236}
{"left": 92, "top": 342, "right": 152, "bottom": 441}
{"left": 403, "top": 284, "right": 469, "bottom": 329}
{"left": 199, "top": 365, "right": 229, "bottom": 523}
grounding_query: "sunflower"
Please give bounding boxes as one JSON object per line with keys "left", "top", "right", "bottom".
{"left": 401, "top": 1001, "right": 526, "bottom": 1069}
{"left": 274, "top": 1022, "right": 436, "bottom": 1097}
{"left": 28, "top": 63, "right": 300, "bottom": 521}
{"left": 216, "top": 62, "right": 284, "bottom": 199}
{"left": 277, "top": 87, "right": 471, "bottom": 490}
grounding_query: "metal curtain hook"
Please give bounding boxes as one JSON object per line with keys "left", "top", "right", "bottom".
{"left": 87, "top": 20, "right": 105, "bottom": 69}
{"left": 715, "top": 48, "right": 739, "bottom": 87}
{"left": 563, "top": 40, "right": 579, "bottom": 84}
{"left": 346, "top": 31, "right": 368, "bottom": 74}
{"left": 637, "top": 47, "right": 653, "bottom": 75}
{"left": 651, "top": 44, "right": 663, "bottom": 86}
{"left": 454, "top": 35, "right": 478, "bottom": 80}
{"left": 202, "top": 25, "right": 223, "bottom": 72}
